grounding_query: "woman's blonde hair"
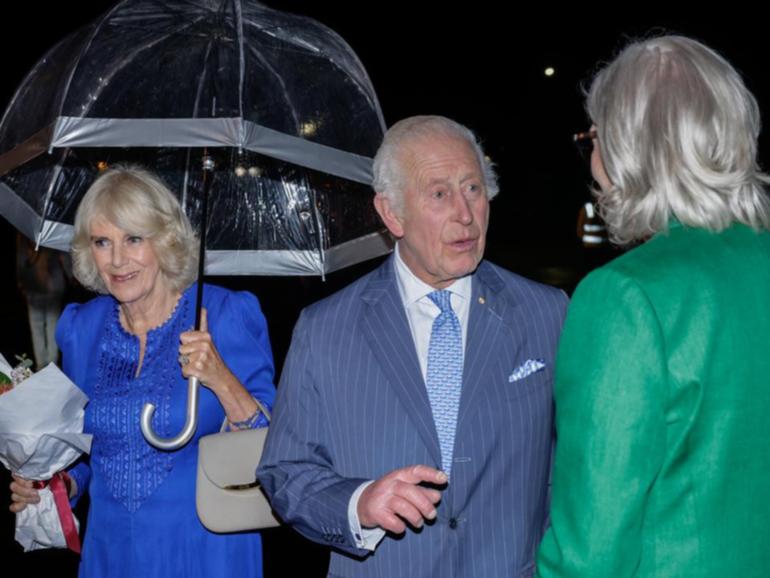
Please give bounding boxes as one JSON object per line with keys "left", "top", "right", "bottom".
{"left": 71, "top": 165, "right": 199, "bottom": 293}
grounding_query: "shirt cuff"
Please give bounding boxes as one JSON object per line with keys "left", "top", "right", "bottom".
{"left": 348, "top": 480, "right": 386, "bottom": 551}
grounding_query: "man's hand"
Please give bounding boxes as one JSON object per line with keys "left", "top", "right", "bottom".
{"left": 358, "top": 465, "right": 447, "bottom": 533}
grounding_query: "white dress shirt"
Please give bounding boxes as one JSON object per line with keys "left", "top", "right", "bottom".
{"left": 348, "top": 244, "right": 472, "bottom": 549}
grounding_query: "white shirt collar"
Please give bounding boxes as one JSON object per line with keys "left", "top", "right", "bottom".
{"left": 393, "top": 243, "right": 472, "bottom": 308}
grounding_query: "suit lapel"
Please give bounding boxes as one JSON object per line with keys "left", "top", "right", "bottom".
{"left": 359, "top": 259, "right": 443, "bottom": 467}
{"left": 458, "top": 262, "right": 521, "bottom": 428}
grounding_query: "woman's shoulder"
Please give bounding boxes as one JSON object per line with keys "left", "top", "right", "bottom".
{"left": 59, "top": 294, "right": 114, "bottom": 330}
{"left": 56, "top": 295, "right": 114, "bottom": 362}
{"left": 576, "top": 224, "right": 756, "bottom": 308}
{"left": 199, "top": 283, "right": 261, "bottom": 312}
{"left": 194, "top": 284, "right": 266, "bottom": 334}
{"left": 195, "top": 284, "right": 270, "bottom": 356}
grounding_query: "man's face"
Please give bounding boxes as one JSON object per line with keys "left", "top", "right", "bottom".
{"left": 376, "top": 134, "right": 489, "bottom": 289}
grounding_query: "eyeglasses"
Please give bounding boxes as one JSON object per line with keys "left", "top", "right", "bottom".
{"left": 573, "top": 128, "right": 597, "bottom": 161}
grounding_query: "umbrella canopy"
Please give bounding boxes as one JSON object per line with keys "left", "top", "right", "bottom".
{"left": 0, "top": 0, "right": 391, "bottom": 275}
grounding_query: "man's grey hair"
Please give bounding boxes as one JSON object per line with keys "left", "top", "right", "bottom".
{"left": 371, "top": 115, "right": 499, "bottom": 214}
{"left": 587, "top": 34, "right": 770, "bottom": 245}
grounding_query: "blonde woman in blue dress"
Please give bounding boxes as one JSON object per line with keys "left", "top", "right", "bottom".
{"left": 10, "top": 166, "right": 275, "bottom": 578}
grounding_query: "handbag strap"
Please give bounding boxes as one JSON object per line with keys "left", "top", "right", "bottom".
{"left": 220, "top": 397, "right": 271, "bottom": 432}
{"left": 253, "top": 397, "right": 271, "bottom": 422}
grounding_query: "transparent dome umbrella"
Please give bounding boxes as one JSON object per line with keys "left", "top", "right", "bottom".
{"left": 0, "top": 0, "right": 391, "bottom": 449}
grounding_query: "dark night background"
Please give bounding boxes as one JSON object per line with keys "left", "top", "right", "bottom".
{"left": 0, "top": 4, "right": 765, "bottom": 577}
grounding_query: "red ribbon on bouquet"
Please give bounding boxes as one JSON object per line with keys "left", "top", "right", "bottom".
{"left": 33, "top": 472, "right": 81, "bottom": 554}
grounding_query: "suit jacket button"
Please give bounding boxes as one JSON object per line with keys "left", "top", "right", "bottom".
{"left": 449, "top": 518, "right": 458, "bottom": 529}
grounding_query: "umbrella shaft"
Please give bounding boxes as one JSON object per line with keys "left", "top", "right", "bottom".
{"left": 195, "top": 153, "right": 215, "bottom": 330}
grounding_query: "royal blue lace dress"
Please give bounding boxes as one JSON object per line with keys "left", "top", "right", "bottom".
{"left": 56, "top": 283, "right": 275, "bottom": 578}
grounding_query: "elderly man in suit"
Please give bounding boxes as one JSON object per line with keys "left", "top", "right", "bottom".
{"left": 258, "top": 115, "right": 567, "bottom": 577}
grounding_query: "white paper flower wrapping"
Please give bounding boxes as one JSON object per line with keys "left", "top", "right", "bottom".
{"left": 0, "top": 355, "right": 92, "bottom": 551}
{"left": 15, "top": 483, "right": 80, "bottom": 551}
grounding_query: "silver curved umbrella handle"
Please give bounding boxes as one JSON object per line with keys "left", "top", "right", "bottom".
{"left": 141, "top": 376, "right": 200, "bottom": 450}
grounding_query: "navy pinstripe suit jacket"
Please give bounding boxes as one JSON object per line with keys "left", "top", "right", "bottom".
{"left": 258, "top": 257, "right": 567, "bottom": 578}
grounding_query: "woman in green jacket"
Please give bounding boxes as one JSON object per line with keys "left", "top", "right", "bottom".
{"left": 537, "top": 35, "right": 770, "bottom": 577}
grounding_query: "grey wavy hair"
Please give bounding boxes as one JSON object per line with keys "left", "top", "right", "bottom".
{"left": 587, "top": 35, "right": 770, "bottom": 245}
{"left": 372, "top": 115, "right": 499, "bottom": 214}
{"left": 71, "top": 165, "right": 199, "bottom": 294}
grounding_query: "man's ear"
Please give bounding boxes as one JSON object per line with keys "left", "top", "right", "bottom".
{"left": 374, "top": 193, "right": 405, "bottom": 238}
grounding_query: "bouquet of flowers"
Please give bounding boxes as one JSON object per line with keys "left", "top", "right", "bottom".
{"left": 0, "top": 354, "right": 91, "bottom": 552}
{"left": 0, "top": 354, "right": 33, "bottom": 392}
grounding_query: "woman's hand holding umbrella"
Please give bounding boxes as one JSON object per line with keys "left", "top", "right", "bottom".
{"left": 178, "top": 309, "right": 258, "bottom": 427}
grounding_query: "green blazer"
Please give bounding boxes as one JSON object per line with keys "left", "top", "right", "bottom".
{"left": 536, "top": 222, "right": 770, "bottom": 577}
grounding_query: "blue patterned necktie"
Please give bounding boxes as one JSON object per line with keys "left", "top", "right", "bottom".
{"left": 425, "top": 289, "right": 463, "bottom": 477}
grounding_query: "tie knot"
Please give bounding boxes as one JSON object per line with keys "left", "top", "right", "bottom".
{"left": 428, "top": 290, "right": 453, "bottom": 314}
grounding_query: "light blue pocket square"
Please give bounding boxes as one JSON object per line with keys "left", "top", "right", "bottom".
{"left": 508, "top": 359, "right": 546, "bottom": 383}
